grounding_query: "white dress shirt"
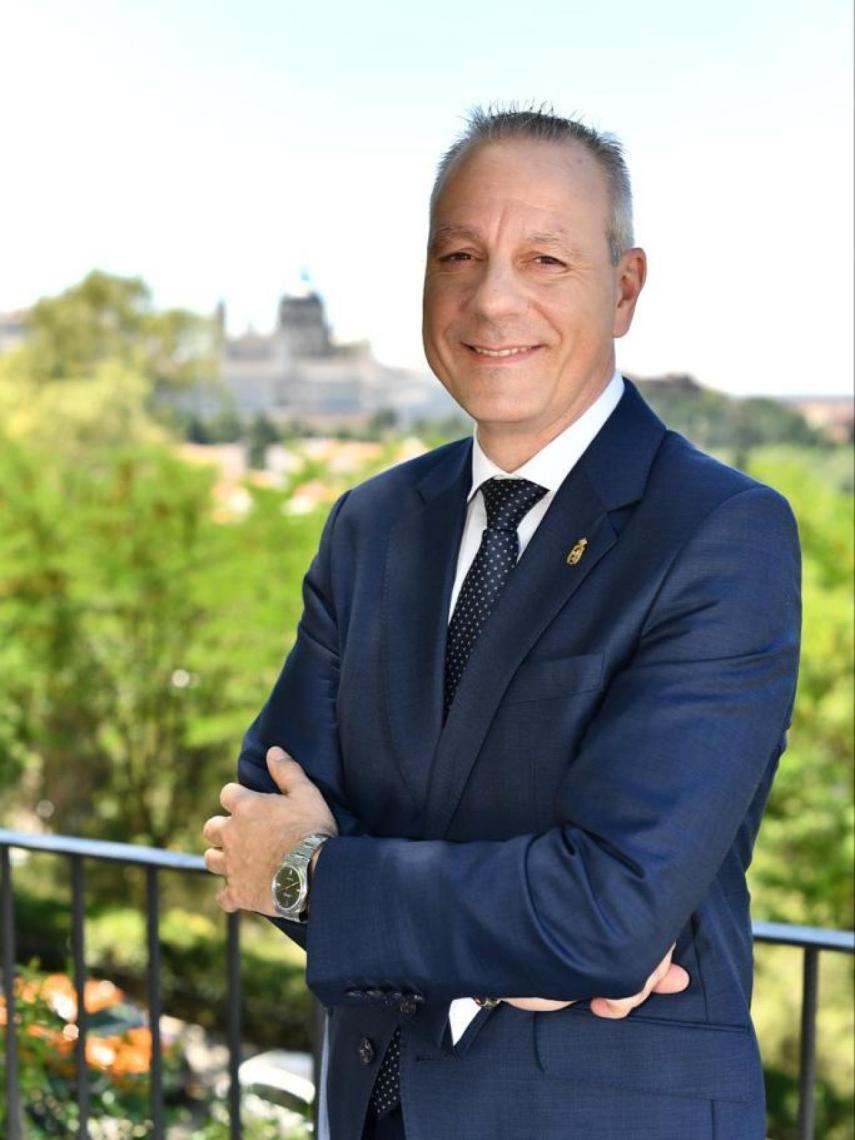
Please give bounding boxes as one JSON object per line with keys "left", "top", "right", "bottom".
{"left": 446, "top": 369, "right": 625, "bottom": 1046}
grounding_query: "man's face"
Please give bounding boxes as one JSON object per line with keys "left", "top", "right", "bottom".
{"left": 423, "top": 139, "right": 645, "bottom": 446}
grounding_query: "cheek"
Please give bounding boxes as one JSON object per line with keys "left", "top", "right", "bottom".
{"left": 425, "top": 277, "right": 468, "bottom": 321}
{"left": 548, "top": 300, "right": 609, "bottom": 349}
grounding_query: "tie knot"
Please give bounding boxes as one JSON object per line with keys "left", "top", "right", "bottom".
{"left": 480, "top": 476, "right": 548, "bottom": 531}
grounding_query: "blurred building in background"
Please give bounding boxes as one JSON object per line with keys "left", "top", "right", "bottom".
{"left": 213, "top": 282, "right": 457, "bottom": 429}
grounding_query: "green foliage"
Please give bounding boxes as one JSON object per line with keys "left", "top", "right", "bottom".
{"left": 0, "top": 956, "right": 310, "bottom": 1139}
{"left": 0, "top": 278, "right": 850, "bottom": 1138}
{"left": 19, "top": 270, "right": 217, "bottom": 392}
{"left": 183, "top": 408, "right": 244, "bottom": 444}
{"left": 0, "top": 432, "right": 327, "bottom": 848}
{"left": 0, "top": 959, "right": 187, "bottom": 1138}
{"left": 745, "top": 447, "right": 854, "bottom": 930}
{"left": 0, "top": 271, "right": 218, "bottom": 451}
{"left": 636, "top": 378, "right": 826, "bottom": 452}
{"left": 9, "top": 885, "right": 312, "bottom": 1052}
{"left": 246, "top": 412, "right": 281, "bottom": 469}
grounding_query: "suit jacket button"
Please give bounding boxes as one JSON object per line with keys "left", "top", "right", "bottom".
{"left": 357, "top": 1037, "right": 375, "bottom": 1065}
{"left": 399, "top": 996, "right": 418, "bottom": 1017}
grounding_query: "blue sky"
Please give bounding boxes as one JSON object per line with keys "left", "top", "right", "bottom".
{"left": 1, "top": 0, "right": 852, "bottom": 395}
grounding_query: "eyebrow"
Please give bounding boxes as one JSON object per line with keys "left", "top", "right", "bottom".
{"left": 428, "top": 224, "right": 482, "bottom": 251}
{"left": 428, "top": 224, "right": 576, "bottom": 252}
{"left": 525, "top": 230, "right": 569, "bottom": 247}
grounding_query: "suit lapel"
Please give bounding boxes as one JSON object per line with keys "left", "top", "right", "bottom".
{"left": 380, "top": 438, "right": 472, "bottom": 813}
{"left": 380, "top": 379, "right": 667, "bottom": 839}
{"left": 420, "top": 463, "right": 616, "bottom": 838}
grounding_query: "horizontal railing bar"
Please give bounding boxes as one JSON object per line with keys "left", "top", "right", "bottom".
{"left": 752, "top": 921, "right": 855, "bottom": 953}
{"left": 1, "top": 831, "right": 853, "bottom": 954}
{"left": 0, "top": 829, "right": 207, "bottom": 872}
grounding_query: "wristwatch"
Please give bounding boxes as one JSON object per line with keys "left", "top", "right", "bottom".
{"left": 271, "top": 832, "right": 331, "bottom": 922}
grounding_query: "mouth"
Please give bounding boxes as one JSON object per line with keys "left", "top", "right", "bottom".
{"left": 463, "top": 343, "right": 543, "bottom": 361}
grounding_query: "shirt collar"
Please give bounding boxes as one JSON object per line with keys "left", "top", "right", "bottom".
{"left": 467, "top": 370, "right": 625, "bottom": 503}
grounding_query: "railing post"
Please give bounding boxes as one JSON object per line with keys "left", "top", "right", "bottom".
{"left": 797, "top": 946, "right": 819, "bottom": 1140}
{"left": 146, "top": 866, "right": 164, "bottom": 1139}
{"left": 312, "top": 997, "right": 326, "bottom": 1135}
{"left": 226, "top": 910, "right": 242, "bottom": 1140}
{"left": 1, "top": 845, "right": 22, "bottom": 1140}
{"left": 70, "top": 853, "right": 90, "bottom": 1140}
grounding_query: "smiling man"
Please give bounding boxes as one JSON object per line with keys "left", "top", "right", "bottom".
{"left": 423, "top": 133, "right": 642, "bottom": 469}
{"left": 203, "top": 107, "right": 801, "bottom": 1140}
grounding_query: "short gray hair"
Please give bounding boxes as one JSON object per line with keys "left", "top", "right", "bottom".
{"left": 430, "top": 103, "right": 634, "bottom": 265}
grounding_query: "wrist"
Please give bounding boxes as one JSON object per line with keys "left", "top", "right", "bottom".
{"left": 271, "top": 832, "right": 330, "bottom": 922}
{"left": 304, "top": 834, "right": 331, "bottom": 918}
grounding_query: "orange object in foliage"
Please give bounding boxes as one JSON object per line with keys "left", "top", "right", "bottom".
{"left": 0, "top": 971, "right": 166, "bottom": 1079}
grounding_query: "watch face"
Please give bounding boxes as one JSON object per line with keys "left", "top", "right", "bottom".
{"left": 274, "top": 864, "right": 303, "bottom": 911}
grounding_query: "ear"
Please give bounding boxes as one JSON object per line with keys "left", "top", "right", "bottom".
{"left": 613, "top": 247, "right": 647, "bottom": 338}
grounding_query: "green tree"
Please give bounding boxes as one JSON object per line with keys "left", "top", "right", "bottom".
{"left": 0, "top": 431, "right": 326, "bottom": 848}
{"left": 20, "top": 270, "right": 217, "bottom": 392}
{"left": 0, "top": 271, "right": 218, "bottom": 451}
{"left": 746, "top": 447, "right": 854, "bottom": 929}
{"left": 246, "top": 412, "right": 280, "bottom": 469}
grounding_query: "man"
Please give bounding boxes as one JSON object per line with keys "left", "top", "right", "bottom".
{"left": 202, "top": 108, "right": 801, "bottom": 1140}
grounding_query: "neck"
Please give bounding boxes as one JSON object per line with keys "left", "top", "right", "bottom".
{"left": 476, "top": 373, "right": 613, "bottom": 471}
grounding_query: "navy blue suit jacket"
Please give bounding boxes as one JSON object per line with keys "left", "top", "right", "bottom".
{"left": 238, "top": 379, "right": 801, "bottom": 1140}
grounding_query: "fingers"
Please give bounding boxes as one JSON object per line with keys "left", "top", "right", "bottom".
{"left": 589, "top": 994, "right": 638, "bottom": 1019}
{"left": 651, "top": 964, "right": 690, "bottom": 994}
{"left": 202, "top": 815, "right": 229, "bottom": 844}
{"left": 218, "top": 783, "right": 247, "bottom": 812}
{"left": 590, "top": 951, "right": 691, "bottom": 1019}
{"left": 203, "top": 847, "right": 227, "bottom": 876}
{"left": 266, "top": 746, "right": 310, "bottom": 792}
{"left": 500, "top": 998, "right": 576, "bottom": 1011}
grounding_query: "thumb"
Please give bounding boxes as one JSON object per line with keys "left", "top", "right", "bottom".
{"left": 266, "top": 746, "right": 304, "bottom": 790}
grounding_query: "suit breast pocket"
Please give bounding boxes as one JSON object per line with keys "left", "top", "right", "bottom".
{"left": 502, "top": 651, "right": 604, "bottom": 705}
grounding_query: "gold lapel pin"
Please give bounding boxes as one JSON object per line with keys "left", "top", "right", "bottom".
{"left": 566, "top": 537, "right": 588, "bottom": 566}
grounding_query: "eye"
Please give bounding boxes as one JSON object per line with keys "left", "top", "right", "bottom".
{"left": 533, "top": 254, "right": 566, "bottom": 267}
{"left": 438, "top": 251, "right": 473, "bottom": 262}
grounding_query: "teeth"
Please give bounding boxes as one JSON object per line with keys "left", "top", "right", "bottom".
{"left": 471, "top": 345, "right": 532, "bottom": 357}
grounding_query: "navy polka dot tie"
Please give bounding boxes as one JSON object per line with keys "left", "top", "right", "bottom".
{"left": 367, "top": 476, "right": 547, "bottom": 1122}
{"left": 368, "top": 1026, "right": 402, "bottom": 1119}
{"left": 444, "top": 476, "right": 548, "bottom": 713}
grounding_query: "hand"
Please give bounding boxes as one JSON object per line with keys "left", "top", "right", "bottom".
{"left": 202, "top": 746, "right": 338, "bottom": 916}
{"left": 499, "top": 942, "right": 690, "bottom": 1019}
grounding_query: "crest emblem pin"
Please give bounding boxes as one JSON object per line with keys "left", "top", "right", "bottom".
{"left": 566, "top": 538, "right": 588, "bottom": 566}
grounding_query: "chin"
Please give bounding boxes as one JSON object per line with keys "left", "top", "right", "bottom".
{"left": 465, "top": 401, "right": 546, "bottom": 428}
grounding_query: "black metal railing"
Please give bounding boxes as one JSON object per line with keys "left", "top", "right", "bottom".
{"left": 1, "top": 828, "right": 853, "bottom": 1140}
{"left": 752, "top": 921, "right": 854, "bottom": 1139}
{"left": 0, "top": 830, "right": 248, "bottom": 1140}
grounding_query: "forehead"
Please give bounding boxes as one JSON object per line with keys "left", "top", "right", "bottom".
{"left": 430, "top": 138, "right": 611, "bottom": 238}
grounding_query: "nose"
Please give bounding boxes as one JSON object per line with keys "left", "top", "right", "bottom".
{"left": 468, "top": 256, "right": 526, "bottom": 323}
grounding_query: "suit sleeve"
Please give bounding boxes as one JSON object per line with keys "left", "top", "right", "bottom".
{"left": 304, "top": 485, "right": 802, "bottom": 1003}
{"left": 235, "top": 488, "right": 364, "bottom": 951}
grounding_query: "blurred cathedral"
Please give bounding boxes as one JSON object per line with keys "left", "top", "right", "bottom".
{"left": 214, "top": 281, "right": 456, "bottom": 428}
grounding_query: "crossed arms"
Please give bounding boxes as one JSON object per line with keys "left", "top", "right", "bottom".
{"left": 218, "top": 481, "right": 801, "bottom": 1010}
